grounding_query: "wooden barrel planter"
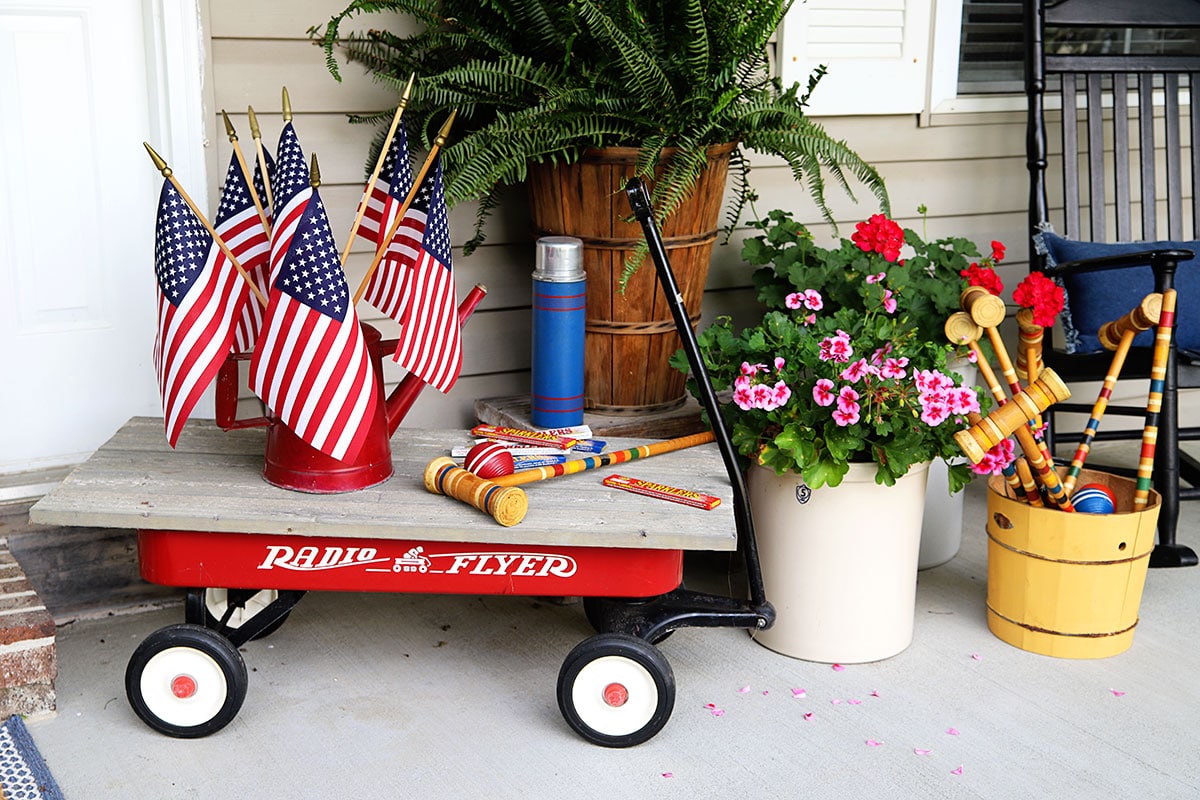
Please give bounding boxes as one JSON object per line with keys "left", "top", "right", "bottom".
{"left": 526, "top": 143, "right": 734, "bottom": 414}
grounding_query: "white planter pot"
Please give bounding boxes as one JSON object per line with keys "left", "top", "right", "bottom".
{"left": 918, "top": 358, "right": 979, "bottom": 570}
{"left": 919, "top": 459, "right": 965, "bottom": 570}
{"left": 748, "top": 460, "right": 930, "bottom": 663}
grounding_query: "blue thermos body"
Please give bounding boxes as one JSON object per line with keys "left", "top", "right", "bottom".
{"left": 531, "top": 236, "right": 586, "bottom": 428}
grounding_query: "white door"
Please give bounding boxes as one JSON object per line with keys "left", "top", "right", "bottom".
{"left": 0, "top": 0, "right": 206, "bottom": 475}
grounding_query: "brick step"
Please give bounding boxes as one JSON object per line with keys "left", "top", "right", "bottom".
{"left": 0, "top": 538, "right": 56, "bottom": 718}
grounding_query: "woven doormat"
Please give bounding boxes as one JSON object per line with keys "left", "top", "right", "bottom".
{"left": 0, "top": 716, "right": 63, "bottom": 800}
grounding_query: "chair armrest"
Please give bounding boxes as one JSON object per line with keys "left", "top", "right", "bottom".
{"left": 1042, "top": 248, "right": 1194, "bottom": 276}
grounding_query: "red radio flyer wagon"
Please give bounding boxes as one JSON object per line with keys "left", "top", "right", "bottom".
{"left": 29, "top": 180, "right": 774, "bottom": 746}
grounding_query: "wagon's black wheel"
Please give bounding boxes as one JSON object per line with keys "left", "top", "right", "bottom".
{"left": 125, "top": 624, "right": 248, "bottom": 738}
{"left": 190, "top": 588, "right": 290, "bottom": 640}
{"left": 557, "top": 633, "right": 675, "bottom": 747}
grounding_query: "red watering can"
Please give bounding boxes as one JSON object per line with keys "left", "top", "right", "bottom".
{"left": 215, "top": 284, "right": 487, "bottom": 493}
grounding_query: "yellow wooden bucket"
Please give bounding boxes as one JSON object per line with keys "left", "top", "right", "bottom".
{"left": 985, "top": 468, "right": 1160, "bottom": 658}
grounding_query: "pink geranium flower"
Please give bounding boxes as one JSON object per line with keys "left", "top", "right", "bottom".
{"left": 819, "top": 332, "right": 853, "bottom": 363}
{"left": 837, "top": 385, "right": 860, "bottom": 413}
{"left": 813, "top": 378, "right": 836, "bottom": 407}
{"left": 840, "top": 359, "right": 873, "bottom": 383}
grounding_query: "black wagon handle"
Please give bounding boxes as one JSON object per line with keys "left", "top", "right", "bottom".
{"left": 624, "top": 177, "right": 770, "bottom": 613}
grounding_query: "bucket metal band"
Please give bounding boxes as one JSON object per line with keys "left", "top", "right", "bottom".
{"left": 586, "top": 313, "right": 701, "bottom": 335}
{"left": 585, "top": 397, "right": 688, "bottom": 415}
{"left": 985, "top": 529, "right": 1152, "bottom": 566}
{"left": 987, "top": 605, "right": 1139, "bottom": 639}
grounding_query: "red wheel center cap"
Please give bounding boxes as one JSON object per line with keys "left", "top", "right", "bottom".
{"left": 171, "top": 674, "right": 198, "bottom": 699}
{"left": 603, "top": 682, "right": 629, "bottom": 707}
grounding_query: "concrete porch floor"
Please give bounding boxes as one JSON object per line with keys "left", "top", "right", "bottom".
{"left": 20, "top": 473, "right": 1200, "bottom": 800}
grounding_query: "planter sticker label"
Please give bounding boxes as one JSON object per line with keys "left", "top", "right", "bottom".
{"left": 795, "top": 484, "right": 812, "bottom": 504}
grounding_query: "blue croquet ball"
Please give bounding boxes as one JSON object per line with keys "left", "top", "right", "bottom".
{"left": 1073, "top": 483, "right": 1117, "bottom": 514}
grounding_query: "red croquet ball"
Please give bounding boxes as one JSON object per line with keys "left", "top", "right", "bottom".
{"left": 464, "top": 442, "right": 515, "bottom": 479}
{"left": 1073, "top": 482, "right": 1118, "bottom": 514}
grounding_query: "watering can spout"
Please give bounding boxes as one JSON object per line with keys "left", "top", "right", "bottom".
{"left": 381, "top": 283, "right": 489, "bottom": 436}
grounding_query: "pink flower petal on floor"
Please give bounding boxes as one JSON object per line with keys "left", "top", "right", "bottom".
{"left": 865, "top": 739, "right": 884, "bottom": 747}
{"left": 832, "top": 664, "right": 846, "bottom": 672}
{"left": 831, "top": 699, "right": 843, "bottom": 705}
{"left": 762, "top": 690, "right": 770, "bottom": 696}
{"left": 951, "top": 766, "right": 964, "bottom": 776}
{"left": 704, "top": 703, "right": 716, "bottom": 709}
{"left": 848, "top": 699, "right": 862, "bottom": 705}
{"left": 870, "top": 690, "right": 880, "bottom": 698}
{"left": 737, "top": 685, "right": 751, "bottom": 694}
{"left": 971, "top": 653, "right": 982, "bottom": 661}
{"left": 792, "top": 688, "right": 807, "bottom": 699}
{"left": 1110, "top": 689, "right": 1126, "bottom": 697}
{"left": 946, "top": 727, "right": 960, "bottom": 736}
{"left": 803, "top": 712, "right": 814, "bottom": 721}
{"left": 914, "top": 748, "right": 933, "bottom": 756}
{"left": 711, "top": 708, "right": 725, "bottom": 717}
{"left": 662, "top": 773, "right": 674, "bottom": 778}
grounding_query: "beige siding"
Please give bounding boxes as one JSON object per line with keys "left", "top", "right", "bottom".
{"left": 204, "top": 1, "right": 1032, "bottom": 428}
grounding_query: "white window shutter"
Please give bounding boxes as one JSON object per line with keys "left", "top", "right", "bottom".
{"left": 778, "top": 0, "right": 933, "bottom": 116}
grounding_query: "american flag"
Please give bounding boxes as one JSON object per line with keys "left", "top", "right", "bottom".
{"left": 267, "top": 122, "right": 311, "bottom": 287}
{"left": 152, "top": 180, "right": 248, "bottom": 447}
{"left": 355, "top": 120, "right": 421, "bottom": 324}
{"left": 213, "top": 154, "right": 271, "bottom": 353}
{"left": 248, "top": 188, "right": 380, "bottom": 462}
{"left": 392, "top": 156, "right": 462, "bottom": 393}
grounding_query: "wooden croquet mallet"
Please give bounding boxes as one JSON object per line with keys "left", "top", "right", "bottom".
{"left": 962, "top": 287, "right": 1056, "bottom": 474}
{"left": 423, "top": 460, "right": 529, "bottom": 527}
{"left": 1134, "top": 288, "right": 1177, "bottom": 510}
{"left": 1062, "top": 293, "right": 1162, "bottom": 495}
{"left": 945, "top": 313, "right": 1038, "bottom": 505}
{"left": 955, "top": 369, "right": 1076, "bottom": 510}
{"left": 423, "top": 432, "right": 716, "bottom": 525}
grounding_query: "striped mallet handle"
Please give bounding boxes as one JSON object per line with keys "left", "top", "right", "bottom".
{"left": 946, "top": 314, "right": 1032, "bottom": 503}
{"left": 1063, "top": 294, "right": 1162, "bottom": 495}
{"left": 1014, "top": 456, "right": 1045, "bottom": 507}
{"left": 490, "top": 431, "right": 716, "bottom": 487}
{"left": 1015, "top": 308, "right": 1044, "bottom": 386}
{"left": 1134, "top": 288, "right": 1177, "bottom": 510}
{"left": 955, "top": 369, "right": 1075, "bottom": 510}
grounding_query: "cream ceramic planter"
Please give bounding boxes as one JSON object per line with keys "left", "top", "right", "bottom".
{"left": 748, "top": 460, "right": 930, "bottom": 663}
{"left": 919, "top": 359, "right": 979, "bottom": 570}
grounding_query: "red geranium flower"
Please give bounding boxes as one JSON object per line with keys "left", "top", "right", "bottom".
{"left": 960, "top": 263, "right": 1004, "bottom": 295}
{"left": 851, "top": 214, "right": 904, "bottom": 263}
{"left": 1013, "top": 272, "right": 1065, "bottom": 327}
{"left": 991, "top": 240, "right": 1006, "bottom": 262}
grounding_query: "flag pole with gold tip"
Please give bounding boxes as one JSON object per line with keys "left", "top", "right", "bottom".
{"left": 221, "top": 110, "right": 271, "bottom": 236}
{"left": 352, "top": 109, "right": 458, "bottom": 305}
{"left": 341, "top": 73, "right": 416, "bottom": 267}
{"left": 247, "top": 105, "right": 275, "bottom": 213}
{"left": 143, "top": 142, "right": 268, "bottom": 308}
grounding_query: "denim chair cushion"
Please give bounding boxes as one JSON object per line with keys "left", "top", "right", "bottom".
{"left": 1035, "top": 230, "right": 1199, "bottom": 354}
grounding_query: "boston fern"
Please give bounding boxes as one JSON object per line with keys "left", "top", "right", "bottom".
{"left": 317, "top": 0, "right": 889, "bottom": 269}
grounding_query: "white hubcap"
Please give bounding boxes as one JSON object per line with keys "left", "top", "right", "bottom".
{"left": 140, "top": 646, "right": 228, "bottom": 728}
{"left": 571, "top": 655, "right": 658, "bottom": 736}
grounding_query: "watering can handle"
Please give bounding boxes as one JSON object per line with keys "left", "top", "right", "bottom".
{"left": 215, "top": 352, "right": 271, "bottom": 430}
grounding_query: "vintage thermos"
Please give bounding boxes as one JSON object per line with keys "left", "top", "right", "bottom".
{"left": 530, "top": 236, "right": 586, "bottom": 427}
